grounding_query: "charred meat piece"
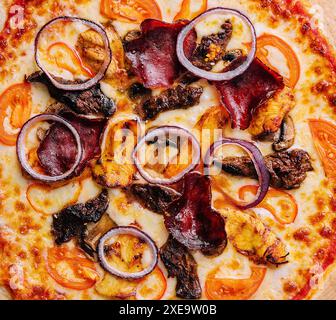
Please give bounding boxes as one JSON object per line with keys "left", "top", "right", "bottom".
{"left": 165, "top": 172, "right": 227, "bottom": 256}
{"left": 128, "top": 82, "right": 152, "bottom": 101}
{"left": 52, "top": 190, "right": 109, "bottom": 245}
{"left": 222, "top": 208, "right": 288, "bottom": 265}
{"left": 128, "top": 184, "right": 181, "bottom": 214}
{"left": 27, "top": 72, "right": 116, "bottom": 117}
{"left": 140, "top": 85, "right": 203, "bottom": 120}
{"left": 160, "top": 236, "right": 201, "bottom": 299}
{"left": 219, "top": 149, "right": 313, "bottom": 189}
{"left": 190, "top": 21, "right": 233, "bottom": 71}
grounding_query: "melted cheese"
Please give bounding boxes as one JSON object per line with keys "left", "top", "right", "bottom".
{"left": 0, "top": 0, "right": 335, "bottom": 300}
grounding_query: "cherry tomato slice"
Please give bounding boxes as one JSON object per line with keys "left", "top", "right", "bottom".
{"left": 205, "top": 266, "right": 266, "bottom": 300}
{"left": 239, "top": 185, "right": 298, "bottom": 224}
{"left": 136, "top": 267, "right": 167, "bottom": 300}
{"left": 0, "top": 83, "right": 32, "bottom": 146}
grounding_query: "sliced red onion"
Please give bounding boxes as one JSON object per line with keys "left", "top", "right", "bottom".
{"left": 176, "top": 7, "right": 257, "bottom": 81}
{"left": 16, "top": 114, "right": 83, "bottom": 182}
{"left": 98, "top": 227, "right": 158, "bottom": 279}
{"left": 204, "top": 138, "right": 270, "bottom": 209}
{"left": 133, "top": 126, "right": 201, "bottom": 185}
{"left": 35, "top": 16, "right": 112, "bottom": 91}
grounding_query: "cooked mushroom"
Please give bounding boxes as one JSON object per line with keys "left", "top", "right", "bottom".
{"left": 272, "top": 115, "right": 295, "bottom": 151}
{"left": 80, "top": 213, "right": 116, "bottom": 258}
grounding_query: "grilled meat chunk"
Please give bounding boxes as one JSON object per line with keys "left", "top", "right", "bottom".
{"left": 140, "top": 85, "right": 203, "bottom": 120}
{"left": 160, "top": 236, "right": 201, "bottom": 299}
{"left": 27, "top": 72, "right": 116, "bottom": 117}
{"left": 222, "top": 208, "right": 289, "bottom": 265}
{"left": 190, "top": 20, "right": 233, "bottom": 71}
{"left": 129, "top": 184, "right": 181, "bottom": 214}
{"left": 220, "top": 149, "right": 313, "bottom": 189}
{"left": 52, "top": 190, "right": 109, "bottom": 245}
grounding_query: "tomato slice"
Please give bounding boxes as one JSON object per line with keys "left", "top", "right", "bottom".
{"left": 205, "top": 266, "right": 266, "bottom": 300}
{"left": 100, "top": 0, "right": 162, "bottom": 23}
{"left": 174, "top": 0, "right": 208, "bottom": 21}
{"left": 136, "top": 267, "right": 167, "bottom": 300}
{"left": 48, "top": 42, "right": 94, "bottom": 78}
{"left": 239, "top": 185, "right": 298, "bottom": 224}
{"left": 255, "top": 34, "right": 300, "bottom": 88}
{"left": 47, "top": 247, "right": 98, "bottom": 290}
{"left": 309, "top": 119, "right": 336, "bottom": 182}
{"left": 0, "top": 83, "right": 32, "bottom": 146}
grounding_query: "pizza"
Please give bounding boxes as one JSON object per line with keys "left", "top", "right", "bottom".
{"left": 0, "top": 0, "right": 335, "bottom": 300}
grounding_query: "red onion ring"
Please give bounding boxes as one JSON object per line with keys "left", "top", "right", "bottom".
{"left": 133, "top": 126, "right": 201, "bottom": 185}
{"left": 35, "top": 16, "right": 112, "bottom": 91}
{"left": 176, "top": 7, "right": 257, "bottom": 81}
{"left": 98, "top": 226, "right": 158, "bottom": 279}
{"left": 16, "top": 114, "right": 83, "bottom": 182}
{"left": 204, "top": 138, "right": 270, "bottom": 209}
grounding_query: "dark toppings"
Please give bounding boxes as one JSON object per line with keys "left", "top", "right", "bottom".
{"left": 140, "top": 85, "right": 203, "bottom": 120}
{"left": 124, "top": 19, "right": 188, "bottom": 88}
{"left": 215, "top": 58, "right": 284, "bottom": 130}
{"left": 27, "top": 72, "right": 116, "bottom": 117}
{"left": 37, "top": 111, "right": 106, "bottom": 177}
{"left": 128, "top": 184, "right": 181, "bottom": 214}
{"left": 164, "top": 172, "right": 227, "bottom": 256}
{"left": 52, "top": 189, "right": 109, "bottom": 245}
{"left": 220, "top": 149, "right": 313, "bottom": 189}
{"left": 160, "top": 236, "right": 201, "bottom": 299}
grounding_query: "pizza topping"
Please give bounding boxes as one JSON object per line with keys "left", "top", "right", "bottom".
{"left": 128, "top": 184, "right": 181, "bottom": 214}
{"left": 47, "top": 246, "right": 99, "bottom": 290}
{"left": 215, "top": 58, "right": 284, "bottom": 130}
{"left": 174, "top": 0, "right": 208, "bottom": 21}
{"left": 204, "top": 138, "right": 270, "bottom": 209}
{"left": 35, "top": 17, "right": 111, "bottom": 91}
{"left": 27, "top": 72, "right": 116, "bottom": 117}
{"left": 177, "top": 8, "right": 257, "bottom": 81}
{"left": 124, "top": 19, "right": 188, "bottom": 88}
{"left": 37, "top": 112, "right": 106, "bottom": 178}
{"left": 248, "top": 86, "right": 295, "bottom": 138}
{"left": 0, "top": 82, "right": 32, "bottom": 146}
{"left": 97, "top": 226, "right": 158, "bottom": 279}
{"left": 17, "top": 114, "right": 83, "bottom": 183}
{"left": 139, "top": 85, "right": 203, "bottom": 121}
{"left": 205, "top": 265, "right": 266, "bottom": 300}
{"left": 100, "top": 0, "right": 162, "bottom": 23}
{"left": 136, "top": 267, "right": 167, "bottom": 300}
{"left": 220, "top": 149, "right": 313, "bottom": 190}
{"left": 272, "top": 115, "right": 295, "bottom": 152}
{"left": 133, "top": 126, "right": 201, "bottom": 185}
{"left": 164, "top": 172, "right": 227, "bottom": 255}
{"left": 52, "top": 189, "right": 109, "bottom": 245}
{"left": 92, "top": 116, "right": 140, "bottom": 188}
{"left": 220, "top": 208, "right": 288, "bottom": 265}
{"left": 160, "top": 235, "right": 201, "bottom": 299}
{"left": 238, "top": 185, "right": 298, "bottom": 225}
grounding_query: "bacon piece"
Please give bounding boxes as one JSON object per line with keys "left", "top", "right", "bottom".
{"left": 215, "top": 58, "right": 284, "bottom": 130}
{"left": 164, "top": 172, "right": 227, "bottom": 256}
{"left": 125, "top": 19, "right": 189, "bottom": 88}
{"left": 37, "top": 112, "right": 106, "bottom": 177}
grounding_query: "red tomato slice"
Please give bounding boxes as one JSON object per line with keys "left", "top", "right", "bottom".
{"left": 255, "top": 34, "right": 300, "bottom": 88}
{"left": 48, "top": 42, "right": 94, "bottom": 78}
{"left": 47, "top": 247, "right": 98, "bottom": 290}
{"left": 0, "top": 83, "right": 32, "bottom": 146}
{"left": 239, "top": 185, "right": 298, "bottom": 224}
{"left": 309, "top": 119, "right": 336, "bottom": 182}
{"left": 100, "top": 0, "right": 162, "bottom": 23}
{"left": 205, "top": 266, "right": 266, "bottom": 300}
{"left": 174, "top": 0, "right": 208, "bottom": 21}
{"left": 136, "top": 267, "right": 167, "bottom": 300}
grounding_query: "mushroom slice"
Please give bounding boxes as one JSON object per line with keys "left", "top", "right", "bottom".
{"left": 272, "top": 115, "right": 295, "bottom": 151}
